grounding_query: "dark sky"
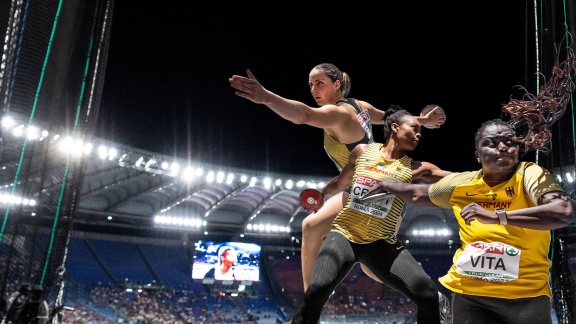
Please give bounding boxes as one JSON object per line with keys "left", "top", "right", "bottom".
{"left": 96, "top": 1, "right": 531, "bottom": 178}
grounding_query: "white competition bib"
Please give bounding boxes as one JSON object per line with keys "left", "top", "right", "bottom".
{"left": 456, "top": 241, "right": 521, "bottom": 282}
{"left": 348, "top": 176, "right": 394, "bottom": 219}
{"left": 356, "top": 110, "right": 374, "bottom": 142}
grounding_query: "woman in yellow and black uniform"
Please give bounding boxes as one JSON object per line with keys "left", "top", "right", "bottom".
{"left": 430, "top": 119, "right": 573, "bottom": 323}
{"left": 289, "top": 107, "right": 451, "bottom": 324}
{"left": 359, "top": 38, "right": 576, "bottom": 324}
{"left": 229, "top": 63, "right": 446, "bottom": 292}
{"left": 363, "top": 119, "right": 574, "bottom": 324}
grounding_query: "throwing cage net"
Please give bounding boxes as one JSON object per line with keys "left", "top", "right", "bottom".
{"left": 0, "top": 0, "right": 114, "bottom": 322}
{"left": 528, "top": 2, "right": 576, "bottom": 324}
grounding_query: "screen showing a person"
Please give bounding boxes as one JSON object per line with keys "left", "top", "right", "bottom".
{"left": 192, "top": 240, "right": 261, "bottom": 281}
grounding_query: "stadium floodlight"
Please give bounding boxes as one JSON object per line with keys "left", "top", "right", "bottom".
{"left": 182, "top": 166, "right": 196, "bottom": 182}
{"left": 1, "top": 116, "right": 15, "bottom": 129}
{"left": 26, "top": 125, "right": 39, "bottom": 140}
{"left": 206, "top": 171, "right": 215, "bottom": 183}
{"left": 262, "top": 177, "right": 271, "bottom": 189}
{"left": 216, "top": 171, "right": 225, "bottom": 183}
{"left": 169, "top": 162, "right": 180, "bottom": 177}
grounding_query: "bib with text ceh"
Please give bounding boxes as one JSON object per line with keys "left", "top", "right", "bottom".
{"left": 456, "top": 241, "right": 520, "bottom": 283}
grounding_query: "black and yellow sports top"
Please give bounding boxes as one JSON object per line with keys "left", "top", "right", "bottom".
{"left": 324, "top": 98, "right": 374, "bottom": 171}
{"left": 428, "top": 161, "right": 564, "bottom": 299}
{"left": 331, "top": 143, "right": 412, "bottom": 243}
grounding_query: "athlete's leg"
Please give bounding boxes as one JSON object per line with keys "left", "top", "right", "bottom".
{"left": 358, "top": 215, "right": 405, "bottom": 285}
{"left": 451, "top": 293, "right": 552, "bottom": 324}
{"left": 358, "top": 264, "right": 383, "bottom": 283}
{"left": 358, "top": 240, "right": 440, "bottom": 324}
{"left": 291, "top": 231, "right": 356, "bottom": 324}
{"left": 301, "top": 191, "right": 345, "bottom": 291}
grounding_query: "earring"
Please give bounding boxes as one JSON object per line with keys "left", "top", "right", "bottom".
{"left": 476, "top": 158, "right": 480, "bottom": 163}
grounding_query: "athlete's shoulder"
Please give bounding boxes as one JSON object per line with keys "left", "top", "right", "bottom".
{"left": 336, "top": 98, "right": 362, "bottom": 111}
{"left": 428, "top": 171, "right": 478, "bottom": 208}
{"left": 352, "top": 142, "right": 380, "bottom": 158}
{"left": 350, "top": 142, "right": 371, "bottom": 155}
{"left": 320, "top": 102, "right": 345, "bottom": 110}
{"left": 353, "top": 99, "right": 379, "bottom": 111}
{"left": 520, "top": 161, "right": 564, "bottom": 200}
{"left": 366, "top": 142, "right": 384, "bottom": 151}
{"left": 518, "top": 161, "right": 556, "bottom": 185}
{"left": 519, "top": 161, "right": 546, "bottom": 175}
{"left": 352, "top": 98, "right": 370, "bottom": 106}
{"left": 440, "top": 171, "right": 478, "bottom": 185}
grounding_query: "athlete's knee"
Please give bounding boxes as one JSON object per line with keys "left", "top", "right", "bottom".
{"left": 304, "top": 283, "right": 331, "bottom": 308}
{"left": 414, "top": 278, "right": 439, "bottom": 302}
{"left": 301, "top": 214, "right": 330, "bottom": 237}
{"left": 301, "top": 215, "right": 314, "bottom": 232}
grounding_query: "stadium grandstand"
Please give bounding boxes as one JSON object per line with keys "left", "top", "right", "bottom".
{"left": 0, "top": 0, "right": 574, "bottom": 323}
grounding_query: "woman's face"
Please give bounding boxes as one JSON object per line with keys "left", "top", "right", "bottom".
{"left": 476, "top": 124, "right": 519, "bottom": 173}
{"left": 394, "top": 115, "right": 421, "bottom": 151}
{"left": 308, "top": 69, "right": 340, "bottom": 106}
{"left": 221, "top": 249, "right": 237, "bottom": 266}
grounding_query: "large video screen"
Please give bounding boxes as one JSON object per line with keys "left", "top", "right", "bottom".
{"left": 192, "top": 240, "right": 261, "bottom": 281}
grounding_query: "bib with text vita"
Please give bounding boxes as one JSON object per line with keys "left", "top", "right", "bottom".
{"left": 456, "top": 241, "right": 520, "bottom": 283}
{"left": 349, "top": 176, "right": 394, "bottom": 219}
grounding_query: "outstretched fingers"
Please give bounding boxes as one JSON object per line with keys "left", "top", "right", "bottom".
{"left": 246, "top": 69, "right": 257, "bottom": 80}
{"left": 229, "top": 76, "right": 255, "bottom": 98}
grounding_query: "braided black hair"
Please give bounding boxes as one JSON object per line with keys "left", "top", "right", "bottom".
{"left": 501, "top": 30, "right": 576, "bottom": 154}
{"left": 381, "top": 104, "right": 413, "bottom": 144}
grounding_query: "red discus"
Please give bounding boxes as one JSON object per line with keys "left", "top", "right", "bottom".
{"left": 299, "top": 188, "right": 324, "bottom": 212}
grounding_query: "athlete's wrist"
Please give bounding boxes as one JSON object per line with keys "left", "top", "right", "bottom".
{"left": 495, "top": 208, "right": 508, "bottom": 225}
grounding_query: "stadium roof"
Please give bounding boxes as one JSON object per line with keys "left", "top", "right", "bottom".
{"left": 1, "top": 113, "right": 460, "bottom": 249}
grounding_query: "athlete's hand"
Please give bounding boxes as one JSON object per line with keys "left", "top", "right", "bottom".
{"left": 419, "top": 105, "right": 446, "bottom": 129}
{"left": 299, "top": 189, "right": 324, "bottom": 212}
{"left": 229, "top": 69, "right": 270, "bottom": 105}
{"left": 460, "top": 203, "right": 499, "bottom": 225}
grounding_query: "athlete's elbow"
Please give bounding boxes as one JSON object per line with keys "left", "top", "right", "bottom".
{"left": 557, "top": 208, "right": 575, "bottom": 227}
{"left": 552, "top": 199, "right": 575, "bottom": 227}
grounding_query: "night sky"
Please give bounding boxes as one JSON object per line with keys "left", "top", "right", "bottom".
{"left": 96, "top": 1, "right": 531, "bottom": 178}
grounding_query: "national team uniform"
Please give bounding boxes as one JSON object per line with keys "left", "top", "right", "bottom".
{"left": 291, "top": 143, "right": 441, "bottom": 324}
{"left": 331, "top": 143, "right": 410, "bottom": 243}
{"left": 323, "top": 98, "right": 373, "bottom": 170}
{"left": 428, "top": 161, "right": 563, "bottom": 323}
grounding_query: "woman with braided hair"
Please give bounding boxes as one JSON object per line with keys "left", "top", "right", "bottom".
{"left": 360, "top": 35, "right": 576, "bottom": 324}
{"left": 288, "top": 106, "right": 452, "bottom": 324}
{"left": 228, "top": 63, "right": 446, "bottom": 292}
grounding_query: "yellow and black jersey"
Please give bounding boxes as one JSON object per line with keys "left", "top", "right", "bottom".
{"left": 331, "top": 143, "right": 412, "bottom": 243}
{"left": 324, "top": 98, "right": 373, "bottom": 170}
{"left": 429, "top": 161, "right": 564, "bottom": 299}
